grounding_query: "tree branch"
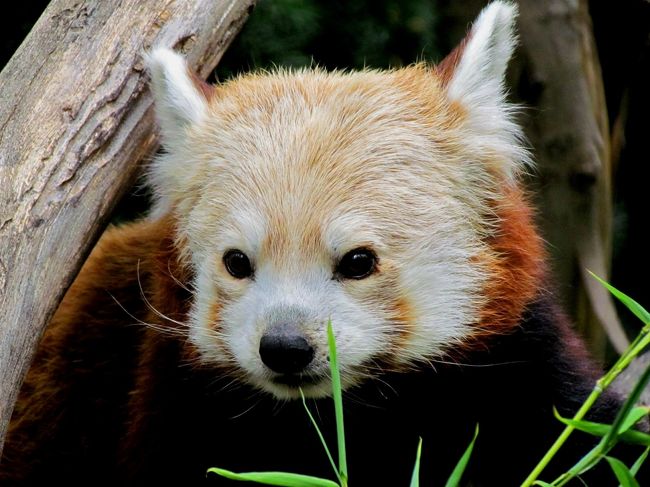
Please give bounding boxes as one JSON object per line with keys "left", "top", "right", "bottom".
{"left": 0, "top": 0, "right": 256, "bottom": 454}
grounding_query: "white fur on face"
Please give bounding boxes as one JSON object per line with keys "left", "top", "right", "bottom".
{"left": 146, "top": 1, "right": 525, "bottom": 399}
{"left": 186, "top": 198, "right": 486, "bottom": 400}
{"left": 169, "top": 103, "right": 493, "bottom": 399}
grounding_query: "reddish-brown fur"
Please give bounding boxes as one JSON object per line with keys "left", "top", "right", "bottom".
{"left": 475, "top": 184, "right": 545, "bottom": 339}
{"left": 0, "top": 217, "right": 190, "bottom": 478}
{"left": 435, "top": 35, "right": 471, "bottom": 87}
{"left": 189, "top": 70, "right": 216, "bottom": 101}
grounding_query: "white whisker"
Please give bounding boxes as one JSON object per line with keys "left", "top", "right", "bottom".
{"left": 136, "top": 259, "right": 188, "bottom": 328}
{"left": 166, "top": 258, "right": 196, "bottom": 295}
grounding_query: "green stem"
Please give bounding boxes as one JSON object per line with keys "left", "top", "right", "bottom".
{"left": 520, "top": 384, "right": 603, "bottom": 487}
{"left": 521, "top": 323, "right": 650, "bottom": 487}
{"left": 327, "top": 322, "right": 348, "bottom": 485}
{"left": 300, "top": 388, "right": 342, "bottom": 484}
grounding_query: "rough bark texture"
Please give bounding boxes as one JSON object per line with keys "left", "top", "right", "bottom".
{"left": 513, "top": 0, "right": 628, "bottom": 356}
{"left": 0, "top": 0, "right": 255, "bottom": 454}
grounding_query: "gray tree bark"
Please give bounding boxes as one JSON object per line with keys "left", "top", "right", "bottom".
{"left": 0, "top": 0, "right": 255, "bottom": 455}
{"left": 514, "top": 0, "right": 628, "bottom": 356}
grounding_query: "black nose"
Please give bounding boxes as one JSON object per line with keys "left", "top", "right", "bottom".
{"left": 259, "top": 328, "right": 314, "bottom": 374}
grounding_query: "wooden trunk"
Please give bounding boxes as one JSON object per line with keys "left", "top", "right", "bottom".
{"left": 0, "top": 0, "right": 255, "bottom": 454}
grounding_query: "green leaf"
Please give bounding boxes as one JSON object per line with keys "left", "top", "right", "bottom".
{"left": 630, "top": 446, "right": 650, "bottom": 477}
{"left": 553, "top": 408, "right": 612, "bottom": 436}
{"left": 409, "top": 437, "right": 423, "bottom": 487}
{"left": 557, "top": 442, "right": 602, "bottom": 480}
{"left": 553, "top": 409, "right": 650, "bottom": 446}
{"left": 589, "top": 272, "right": 650, "bottom": 325}
{"left": 532, "top": 482, "right": 554, "bottom": 486}
{"left": 604, "top": 456, "right": 640, "bottom": 487}
{"left": 300, "top": 388, "right": 340, "bottom": 483}
{"left": 606, "top": 428, "right": 650, "bottom": 446}
{"left": 207, "top": 468, "right": 340, "bottom": 487}
{"left": 327, "top": 320, "right": 348, "bottom": 484}
{"left": 603, "top": 362, "right": 650, "bottom": 449}
{"left": 619, "top": 407, "right": 650, "bottom": 434}
{"left": 444, "top": 423, "right": 479, "bottom": 487}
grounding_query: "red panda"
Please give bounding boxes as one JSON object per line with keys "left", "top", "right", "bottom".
{"left": 0, "top": 2, "right": 637, "bottom": 485}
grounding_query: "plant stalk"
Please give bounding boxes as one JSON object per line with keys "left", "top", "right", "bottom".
{"left": 521, "top": 322, "right": 650, "bottom": 487}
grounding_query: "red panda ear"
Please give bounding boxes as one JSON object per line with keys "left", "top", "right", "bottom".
{"left": 436, "top": 1, "right": 527, "bottom": 180}
{"left": 145, "top": 48, "right": 215, "bottom": 214}
{"left": 145, "top": 48, "right": 212, "bottom": 146}
{"left": 439, "top": 1, "right": 517, "bottom": 104}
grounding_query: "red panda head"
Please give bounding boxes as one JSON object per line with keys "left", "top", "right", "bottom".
{"left": 145, "top": 1, "right": 543, "bottom": 399}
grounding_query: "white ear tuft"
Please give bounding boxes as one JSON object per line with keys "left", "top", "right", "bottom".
{"left": 447, "top": 1, "right": 518, "bottom": 105}
{"left": 441, "top": 2, "right": 528, "bottom": 180}
{"left": 145, "top": 47, "right": 208, "bottom": 144}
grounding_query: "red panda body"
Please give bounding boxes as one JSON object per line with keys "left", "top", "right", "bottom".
{"left": 0, "top": 3, "right": 640, "bottom": 486}
{"left": 0, "top": 220, "right": 626, "bottom": 485}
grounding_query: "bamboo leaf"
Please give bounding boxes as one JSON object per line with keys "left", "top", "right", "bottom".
{"left": 604, "top": 456, "right": 640, "bottom": 487}
{"left": 409, "top": 437, "right": 423, "bottom": 487}
{"left": 605, "top": 428, "right": 650, "bottom": 446}
{"left": 553, "top": 409, "right": 650, "bottom": 446}
{"left": 327, "top": 320, "right": 348, "bottom": 484}
{"left": 629, "top": 446, "right": 650, "bottom": 477}
{"left": 558, "top": 442, "right": 603, "bottom": 480}
{"left": 619, "top": 407, "right": 650, "bottom": 434}
{"left": 553, "top": 408, "right": 612, "bottom": 437}
{"left": 207, "top": 468, "right": 340, "bottom": 487}
{"left": 603, "top": 362, "right": 650, "bottom": 448}
{"left": 444, "top": 424, "right": 479, "bottom": 487}
{"left": 589, "top": 272, "right": 650, "bottom": 325}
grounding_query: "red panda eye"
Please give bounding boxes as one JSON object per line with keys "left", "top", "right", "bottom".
{"left": 223, "top": 249, "right": 253, "bottom": 279}
{"left": 336, "top": 248, "right": 377, "bottom": 280}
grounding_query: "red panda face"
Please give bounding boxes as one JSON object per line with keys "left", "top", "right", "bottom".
{"left": 145, "top": 2, "right": 542, "bottom": 399}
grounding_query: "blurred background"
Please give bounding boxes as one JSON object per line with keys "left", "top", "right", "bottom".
{"left": 1, "top": 0, "right": 648, "bottom": 363}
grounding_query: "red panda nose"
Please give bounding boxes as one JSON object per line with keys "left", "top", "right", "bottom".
{"left": 259, "top": 328, "right": 314, "bottom": 374}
